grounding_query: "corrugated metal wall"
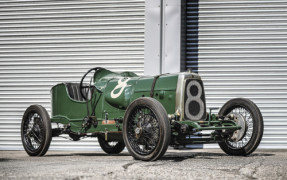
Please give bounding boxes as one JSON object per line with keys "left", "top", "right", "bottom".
{"left": 187, "top": 0, "right": 287, "bottom": 148}
{"left": 0, "top": 0, "right": 145, "bottom": 150}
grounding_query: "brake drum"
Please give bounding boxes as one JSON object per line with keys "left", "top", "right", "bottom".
{"left": 230, "top": 113, "right": 247, "bottom": 142}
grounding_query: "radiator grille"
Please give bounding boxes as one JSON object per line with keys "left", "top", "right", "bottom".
{"left": 184, "top": 79, "right": 206, "bottom": 120}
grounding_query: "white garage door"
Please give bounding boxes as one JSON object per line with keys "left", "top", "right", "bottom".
{"left": 186, "top": 0, "right": 287, "bottom": 148}
{"left": 0, "top": 0, "right": 145, "bottom": 150}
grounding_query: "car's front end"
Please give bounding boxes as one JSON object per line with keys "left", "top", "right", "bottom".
{"left": 170, "top": 71, "right": 244, "bottom": 146}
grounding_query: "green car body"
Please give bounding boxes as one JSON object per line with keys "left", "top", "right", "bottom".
{"left": 51, "top": 69, "right": 180, "bottom": 133}
{"left": 21, "top": 67, "right": 264, "bottom": 161}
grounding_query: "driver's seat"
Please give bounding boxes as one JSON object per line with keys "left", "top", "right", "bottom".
{"left": 65, "top": 83, "right": 90, "bottom": 102}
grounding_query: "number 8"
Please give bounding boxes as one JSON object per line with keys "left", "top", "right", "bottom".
{"left": 185, "top": 80, "right": 204, "bottom": 120}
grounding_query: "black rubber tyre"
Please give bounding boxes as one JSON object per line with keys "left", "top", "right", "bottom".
{"left": 123, "top": 97, "right": 171, "bottom": 161}
{"left": 218, "top": 98, "right": 264, "bottom": 156}
{"left": 98, "top": 136, "right": 125, "bottom": 154}
{"left": 21, "top": 105, "right": 52, "bottom": 156}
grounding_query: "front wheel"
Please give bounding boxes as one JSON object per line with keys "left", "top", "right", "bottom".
{"left": 218, "top": 98, "right": 264, "bottom": 156}
{"left": 123, "top": 97, "right": 171, "bottom": 161}
{"left": 21, "top": 105, "right": 52, "bottom": 156}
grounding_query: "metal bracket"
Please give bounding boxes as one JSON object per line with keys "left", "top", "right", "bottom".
{"left": 105, "top": 128, "right": 108, "bottom": 141}
{"left": 208, "top": 107, "right": 219, "bottom": 125}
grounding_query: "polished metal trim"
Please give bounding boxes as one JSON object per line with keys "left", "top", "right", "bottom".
{"left": 175, "top": 71, "right": 201, "bottom": 121}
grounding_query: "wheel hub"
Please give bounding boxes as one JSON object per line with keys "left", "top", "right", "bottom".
{"left": 230, "top": 113, "right": 247, "bottom": 142}
{"left": 135, "top": 127, "right": 143, "bottom": 139}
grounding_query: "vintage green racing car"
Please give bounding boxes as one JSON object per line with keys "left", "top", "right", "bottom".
{"left": 21, "top": 67, "right": 264, "bottom": 161}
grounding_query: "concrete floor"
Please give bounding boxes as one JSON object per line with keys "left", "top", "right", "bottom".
{"left": 0, "top": 149, "right": 286, "bottom": 180}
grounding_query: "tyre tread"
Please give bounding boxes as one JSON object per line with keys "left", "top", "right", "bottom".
{"left": 21, "top": 105, "right": 52, "bottom": 156}
{"left": 218, "top": 98, "right": 264, "bottom": 156}
{"left": 123, "top": 97, "right": 171, "bottom": 161}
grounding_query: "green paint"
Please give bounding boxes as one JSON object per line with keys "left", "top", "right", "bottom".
{"left": 50, "top": 68, "right": 240, "bottom": 140}
{"left": 51, "top": 69, "right": 178, "bottom": 133}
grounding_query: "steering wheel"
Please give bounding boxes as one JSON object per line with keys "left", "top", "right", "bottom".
{"left": 79, "top": 67, "right": 102, "bottom": 100}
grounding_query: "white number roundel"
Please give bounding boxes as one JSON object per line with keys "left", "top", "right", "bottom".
{"left": 111, "top": 78, "right": 130, "bottom": 99}
{"left": 185, "top": 80, "right": 204, "bottom": 120}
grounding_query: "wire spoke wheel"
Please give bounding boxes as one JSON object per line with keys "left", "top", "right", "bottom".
{"left": 123, "top": 97, "right": 170, "bottom": 161}
{"left": 23, "top": 113, "right": 44, "bottom": 151}
{"left": 127, "top": 106, "right": 160, "bottom": 155}
{"left": 218, "top": 98, "right": 264, "bottom": 156}
{"left": 226, "top": 107, "right": 253, "bottom": 149}
{"left": 21, "top": 105, "right": 52, "bottom": 156}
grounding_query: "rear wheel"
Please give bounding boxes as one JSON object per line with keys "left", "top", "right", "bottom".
{"left": 123, "top": 97, "right": 171, "bottom": 161}
{"left": 98, "top": 136, "right": 125, "bottom": 154}
{"left": 218, "top": 98, "right": 264, "bottom": 156}
{"left": 21, "top": 105, "right": 52, "bottom": 156}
